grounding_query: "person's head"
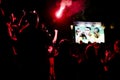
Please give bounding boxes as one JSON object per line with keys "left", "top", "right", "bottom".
{"left": 114, "top": 40, "right": 120, "bottom": 54}
{"left": 94, "top": 27, "right": 99, "bottom": 33}
{"left": 94, "top": 27, "right": 100, "bottom": 38}
{"left": 76, "top": 28, "right": 81, "bottom": 33}
{"left": 85, "top": 27, "right": 91, "bottom": 31}
{"left": 48, "top": 45, "right": 53, "bottom": 54}
{"left": 85, "top": 27, "right": 91, "bottom": 36}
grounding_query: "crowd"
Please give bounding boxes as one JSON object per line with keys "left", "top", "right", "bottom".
{"left": 0, "top": 0, "right": 120, "bottom": 80}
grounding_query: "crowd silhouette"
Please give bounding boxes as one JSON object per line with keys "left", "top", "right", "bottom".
{"left": 1, "top": 0, "right": 120, "bottom": 80}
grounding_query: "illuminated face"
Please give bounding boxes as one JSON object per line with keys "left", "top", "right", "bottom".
{"left": 94, "top": 28, "right": 99, "bottom": 33}
{"left": 85, "top": 27, "right": 91, "bottom": 35}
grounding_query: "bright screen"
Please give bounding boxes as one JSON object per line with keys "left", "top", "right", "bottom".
{"left": 74, "top": 21, "right": 105, "bottom": 44}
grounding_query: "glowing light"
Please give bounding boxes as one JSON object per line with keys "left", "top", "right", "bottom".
{"left": 33, "top": 10, "right": 36, "bottom": 13}
{"left": 110, "top": 25, "right": 114, "bottom": 29}
{"left": 56, "top": 6, "right": 65, "bottom": 18}
{"left": 55, "top": 0, "right": 72, "bottom": 18}
{"left": 101, "top": 25, "right": 105, "bottom": 29}
{"left": 54, "top": 0, "right": 86, "bottom": 19}
{"left": 70, "top": 25, "right": 74, "bottom": 30}
{"left": 62, "top": 0, "right": 72, "bottom": 7}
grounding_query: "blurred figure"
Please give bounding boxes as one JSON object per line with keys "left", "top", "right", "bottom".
{"left": 108, "top": 40, "right": 120, "bottom": 80}
{"left": 8, "top": 13, "right": 18, "bottom": 39}
{"left": 85, "top": 27, "right": 92, "bottom": 37}
{"left": 6, "top": 10, "right": 29, "bottom": 55}
{"left": 48, "top": 45, "right": 58, "bottom": 80}
{"left": 114, "top": 40, "right": 120, "bottom": 53}
{"left": 84, "top": 27, "right": 94, "bottom": 43}
{"left": 0, "top": 1, "right": 22, "bottom": 77}
{"left": 55, "top": 39, "right": 76, "bottom": 80}
{"left": 94, "top": 27, "right": 100, "bottom": 38}
{"left": 85, "top": 43, "right": 100, "bottom": 80}
{"left": 48, "top": 29, "right": 58, "bottom": 80}
{"left": 93, "top": 27, "right": 100, "bottom": 43}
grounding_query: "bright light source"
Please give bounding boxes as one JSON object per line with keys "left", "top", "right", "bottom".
{"left": 55, "top": 6, "right": 65, "bottom": 18}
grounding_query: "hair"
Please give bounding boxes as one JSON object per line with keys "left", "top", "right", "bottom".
{"left": 86, "top": 27, "right": 91, "bottom": 30}
{"left": 94, "top": 27, "right": 99, "bottom": 33}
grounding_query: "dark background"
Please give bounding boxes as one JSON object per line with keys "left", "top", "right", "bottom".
{"left": 2, "top": 0, "right": 120, "bottom": 43}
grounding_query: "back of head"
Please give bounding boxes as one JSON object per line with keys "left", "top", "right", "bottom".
{"left": 58, "top": 39, "right": 71, "bottom": 56}
{"left": 85, "top": 44, "right": 97, "bottom": 62}
{"left": 114, "top": 40, "right": 120, "bottom": 54}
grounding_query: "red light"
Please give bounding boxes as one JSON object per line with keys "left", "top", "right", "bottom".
{"left": 55, "top": 6, "right": 65, "bottom": 18}
{"left": 55, "top": 11, "right": 62, "bottom": 18}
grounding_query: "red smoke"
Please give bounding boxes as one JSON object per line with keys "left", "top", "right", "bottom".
{"left": 56, "top": 5, "right": 65, "bottom": 18}
{"left": 56, "top": 0, "right": 72, "bottom": 18}
{"left": 66, "top": 0, "right": 86, "bottom": 17}
{"left": 55, "top": 0, "right": 86, "bottom": 19}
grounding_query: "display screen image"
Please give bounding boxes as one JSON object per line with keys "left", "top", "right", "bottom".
{"left": 74, "top": 21, "right": 105, "bottom": 44}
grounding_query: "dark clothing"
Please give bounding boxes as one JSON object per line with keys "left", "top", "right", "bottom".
{"left": 108, "top": 53, "right": 120, "bottom": 80}
{"left": 55, "top": 40, "right": 77, "bottom": 80}
{"left": 11, "top": 24, "right": 50, "bottom": 79}
{"left": 85, "top": 44, "right": 100, "bottom": 80}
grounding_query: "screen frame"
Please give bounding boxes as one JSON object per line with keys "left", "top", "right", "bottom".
{"left": 73, "top": 21, "right": 105, "bottom": 44}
